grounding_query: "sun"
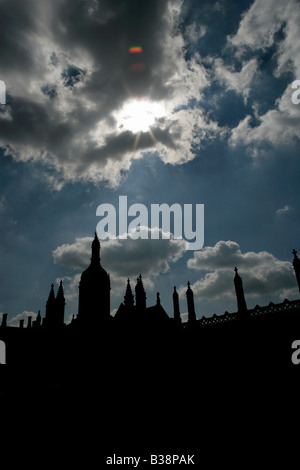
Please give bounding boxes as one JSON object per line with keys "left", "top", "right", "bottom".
{"left": 118, "top": 97, "right": 165, "bottom": 133}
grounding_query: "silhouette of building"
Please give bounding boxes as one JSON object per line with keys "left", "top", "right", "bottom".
{"left": 1, "top": 233, "right": 300, "bottom": 333}
{"left": 186, "top": 280, "right": 197, "bottom": 324}
{"left": 114, "top": 274, "right": 169, "bottom": 327}
{"left": 293, "top": 248, "right": 300, "bottom": 292}
{"left": 1, "top": 233, "right": 300, "bottom": 455}
{"left": 234, "top": 266, "right": 247, "bottom": 316}
{"left": 43, "top": 281, "right": 65, "bottom": 327}
{"left": 77, "top": 232, "right": 111, "bottom": 325}
{"left": 173, "top": 286, "right": 181, "bottom": 325}
{"left": 1, "top": 233, "right": 300, "bottom": 383}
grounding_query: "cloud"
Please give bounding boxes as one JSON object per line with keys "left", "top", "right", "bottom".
{"left": 276, "top": 205, "right": 292, "bottom": 216}
{"left": 227, "top": 0, "right": 300, "bottom": 77}
{"left": 214, "top": 58, "right": 259, "bottom": 102}
{"left": 41, "top": 84, "right": 58, "bottom": 100}
{"left": 225, "top": 0, "right": 300, "bottom": 150}
{"left": 53, "top": 230, "right": 186, "bottom": 275}
{"left": 230, "top": 83, "right": 300, "bottom": 151}
{"left": 0, "top": 0, "right": 218, "bottom": 189}
{"left": 0, "top": 0, "right": 299, "bottom": 183}
{"left": 8, "top": 311, "right": 37, "bottom": 327}
{"left": 184, "top": 23, "right": 207, "bottom": 45}
{"left": 180, "top": 240, "right": 297, "bottom": 302}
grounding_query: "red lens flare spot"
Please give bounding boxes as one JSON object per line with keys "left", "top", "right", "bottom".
{"left": 131, "top": 62, "right": 146, "bottom": 71}
{"left": 129, "top": 46, "right": 143, "bottom": 54}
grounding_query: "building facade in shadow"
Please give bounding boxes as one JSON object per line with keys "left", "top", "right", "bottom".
{"left": 1, "top": 233, "right": 300, "bottom": 451}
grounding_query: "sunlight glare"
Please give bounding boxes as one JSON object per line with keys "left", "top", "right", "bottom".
{"left": 119, "top": 98, "right": 165, "bottom": 133}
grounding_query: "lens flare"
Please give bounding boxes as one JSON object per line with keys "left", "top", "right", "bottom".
{"left": 129, "top": 46, "right": 143, "bottom": 54}
{"left": 131, "top": 62, "right": 146, "bottom": 71}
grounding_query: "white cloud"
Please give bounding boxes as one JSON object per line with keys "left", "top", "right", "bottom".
{"left": 276, "top": 205, "right": 292, "bottom": 215}
{"left": 224, "top": 0, "right": 300, "bottom": 150}
{"left": 228, "top": 1, "right": 288, "bottom": 51}
{"left": 8, "top": 311, "right": 37, "bottom": 327}
{"left": 214, "top": 58, "right": 259, "bottom": 102}
{"left": 230, "top": 83, "right": 300, "bottom": 150}
{"left": 185, "top": 23, "right": 207, "bottom": 44}
{"left": 180, "top": 240, "right": 297, "bottom": 302}
{"left": 227, "top": 0, "right": 300, "bottom": 77}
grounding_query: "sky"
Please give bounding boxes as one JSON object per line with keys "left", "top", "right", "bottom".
{"left": 0, "top": 0, "right": 300, "bottom": 326}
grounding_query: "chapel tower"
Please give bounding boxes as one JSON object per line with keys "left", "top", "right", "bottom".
{"left": 78, "top": 232, "right": 111, "bottom": 324}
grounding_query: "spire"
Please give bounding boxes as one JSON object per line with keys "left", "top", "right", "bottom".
{"left": 45, "top": 283, "right": 56, "bottom": 323}
{"left": 186, "top": 281, "right": 196, "bottom": 323}
{"left": 34, "top": 310, "right": 41, "bottom": 327}
{"left": 292, "top": 249, "right": 300, "bottom": 292}
{"left": 135, "top": 274, "right": 147, "bottom": 310}
{"left": 56, "top": 280, "right": 65, "bottom": 305}
{"left": 234, "top": 267, "right": 247, "bottom": 315}
{"left": 173, "top": 286, "right": 181, "bottom": 323}
{"left": 124, "top": 278, "right": 134, "bottom": 309}
{"left": 55, "top": 280, "right": 65, "bottom": 325}
{"left": 45, "top": 281, "right": 65, "bottom": 327}
{"left": 91, "top": 231, "right": 100, "bottom": 263}
{"left": 156, "top": 292, "right": 161, "bottom": 305}
{"left": 47, "top": 283, "right": 55, "bottom": 302}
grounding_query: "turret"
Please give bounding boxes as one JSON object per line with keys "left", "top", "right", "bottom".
{"left": 1, "top": 313, "right": 8, "bottom": 328}
{"left": 33, "top": 311, "right": 41, "bottom": 327}
{"left": 173, "top": 286, "right": 181, "bottom": 324}
{"left": 135, "top": 274, "right": 146, "bottom": 311}
{"left": 292, "top": 249, "right": 300, "bottom": 292}
{"left": 186, "top": 281, "right": 196, "bottom": 323}
{"left": 234, "top": 267, "right": 247, "bottom": 315}
{"left": 45, "top": 283, "right": 56, "bottom": 325}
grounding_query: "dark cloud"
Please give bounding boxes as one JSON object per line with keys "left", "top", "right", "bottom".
{"left": 53, "top": 231, "right": 186, "bottom": 278}
{"left": 0, "top": 0, "right": 213, "bottom": 187}
{"left": 41, "top": 84, "right": 58, "bottom": 99}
